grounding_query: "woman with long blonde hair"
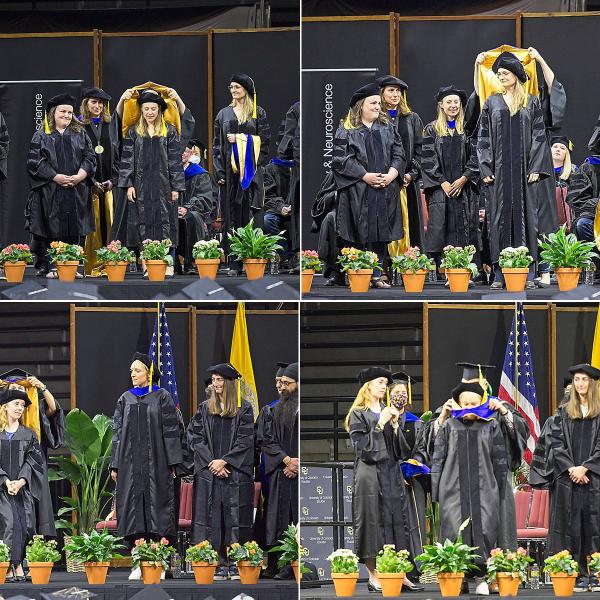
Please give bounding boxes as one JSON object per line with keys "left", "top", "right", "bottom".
{"left": 347, "top": 367, "right": 422, "bottom": 592}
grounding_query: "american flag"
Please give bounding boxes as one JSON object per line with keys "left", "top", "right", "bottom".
{"left": 149, "top": 303, "right": 180, "bottom": 409}
{"left": 498, "top": 303, "right": 540, "bottom": 464}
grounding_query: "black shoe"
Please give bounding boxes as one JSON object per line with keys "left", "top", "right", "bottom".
{"left": 402, "top": 583, "right": 424, "bottom": 592}
{"left": 227, "top": 268, "right": 240, "bottom": 277}
{"left": 590, "top": 575, "right": 600, "bottom": 592}
{"left": 525, "top": 280, "right": 536, "bottom": 289}
{"left": 35, "top": 267, "right": 49, "bottom": 277}
{"left": 461, "top": 579, "right": 469, "bottom": 594}
{"left": 367, "top": 581, "right": 382, "bottom": 593}
{"left": 575, "top": 576, "right": 590, "bottom": 592}
{"left": 324, "top": 275, "right": 345, "bottom": 287}
{"left": 214, "top": 566, "right": 228, "bottom": 580}
{"left": 228, "top": 565, "right": 240, "bottom": 580}
{"left": 274, "top": 565, "right": 293, "bottom": 580}
{"left": 15, "top": 575, "right": 26, "bottom": 582}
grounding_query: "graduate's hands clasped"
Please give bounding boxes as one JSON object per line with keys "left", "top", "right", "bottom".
{"left": 569, "top": 465, "right": 589, "bottom": 485}
{"left": 209, "top": 459, "right": 230, "bottom": 478}
{"left": 363, "top": 168, "right": 398, "bottom": 189}
{"left": 54, "top": 170, "right": 87, "bottom": 188}
{"left": 4, "top": 478, "right": 26, "bottom": 496}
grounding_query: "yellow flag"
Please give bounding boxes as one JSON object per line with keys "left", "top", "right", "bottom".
{"left": 229, "top": 303, "right": 259, "bottom": 419}
{"left": 592, "top": 307, "right": 600, "bottom": 369}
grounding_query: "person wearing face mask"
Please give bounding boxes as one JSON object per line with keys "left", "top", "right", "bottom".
{"left": 332, "top": 83, "right": 407, "bottom": 289}
{"left": 422, "top": 86, "right": 481, "bottom": 280}
{"left": 26, "top": 93, "right": 96, "bottom": 278}
{"left": 346, "top": 367, "right": 422, "bottom": 593}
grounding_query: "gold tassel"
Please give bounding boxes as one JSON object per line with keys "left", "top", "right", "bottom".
{"left": 250, "top": 77, "right": 257, "bottom": 119}
{"left": 403, "top": 90, "right": 411, "bottom": 112}
{"left": 523, "top": 90, "right": 528, "bottom": 108}
{"left": 149, "top": 363, "right": 154, "bottom": 393}
{"left": 344, "top": 109, "right": 353, "bottom": 129}
{"left": 44, "top": 113, "right": 51, "bottom": 134}
{"left": 237, "top": 378, "right": 241, "bottom": 407}
{"left": 408, "top": 376, "right": 412, "bottom": 405}
{"left": 386, "top": 387, "right": 390, "bottom": 407}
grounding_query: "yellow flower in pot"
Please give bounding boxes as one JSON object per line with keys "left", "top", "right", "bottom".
{"left": 337, "top": 247, "right": 379, "bottom": 293}
{"left": 227, "top": 540, "right": 264, "bottom": 584}
{"left": 47, "top": 241, "right": 85, "bottom": 281}
{"left": 543, "top": 550, "right": 578, "bottom": 597}
{"left": 186, "top": 540, "right": 219, "bottom": 585}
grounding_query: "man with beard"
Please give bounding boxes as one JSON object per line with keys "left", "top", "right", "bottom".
{"left": 262, "top": 362, "right": 299, "bottom": 578}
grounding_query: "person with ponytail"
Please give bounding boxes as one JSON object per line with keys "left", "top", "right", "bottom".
{"left": 186, "top": 363, "right": 255, "bottom": 580}
{"left": 346, "top": 367, "right": 422, "bottom": 593}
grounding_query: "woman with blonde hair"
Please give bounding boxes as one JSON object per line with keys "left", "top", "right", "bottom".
{"left": 347, "top": 367, "right": 422, "bottom": 592}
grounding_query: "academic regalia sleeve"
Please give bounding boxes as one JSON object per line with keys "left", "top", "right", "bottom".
{"left": 566, "top": 170, "right": 597, "bottom": 218}
{"left": 212, "top": 110, "right": 226, "bottom": 182}
{"left": 477, "top": 99, "right": 494, "bottom": 180}
{"left": 109, "top": 395, "right": 123, "bottom": 471}
{"left": 540, "top": 79, "right": 566, "bottom": 131}
{"left": 430, "top": 421, "right": 448, "bottom": 502}
{"left": 185, "top": 173, "right": 216, "bottom": 214}
{"left": 160, "top": 390, "right": 183, "bottom": 467}
{"left": 179, "top": 108, "right": 195, "bottom": 151}
{"left": 175, "top": 406, "right": 188, "bottom": 477}
{"left": 167, "top": 126, "right": 185, "bottom": 192}
{"left": 117, "top": 128, "right": 136, "bottom": 188}
{"left": 408, "top": 113, "right": 423, "bottom": 182}
{"left": 262, "top": 407, "right": 288, "bottom": 475}
{"left": 498, "top": 405, "right": 528, "bottom": 471}
{"left": 421, "top": 124, "right": 446, "bottom": 190}
{"left": 390, "top": 125, "right": 407, "bottom": 178}
{"left": 0, "top": 111, "right": 9, "bottom": 181}
{"left": 348, "top": 410, "right": 388, "bottom": 464}
{"left": 332, "top": 126, "right": 367, "bottom": 189}
{"left": 221, "top": 401, "right": 255, "bottom": 471}
{"left": 549, "top": 411, "right": 575, "bottom": 476}
{"left": 588, "top": 113, "right": 600, "bottom": 155}
{"left": 27, "top": 131, "right": 58, "bottom": 187}
{"left": 582, "top": 419, "right": 600, "bottom": 476}
{"left": 109, "top": 115, "right": 122, "bottom": 186}
{"left": 186, "top": 407, "right": 214, "bottom": 473}
{"left": 277, "top": 103, "right": 298, "bottom": 161}
{"left": 464, "top": 91, "right": 481, "bottom": 139}
{"left": 491, "top": 420, "right": 509, "bottom": 494}
{"left": 463, "top": 133, "right": 480, "bottom": 184}
{"left": 39, "top": 397, "right": 65, "bottom": 449}
{"left": 18, "top": 431, "right": 45, "bottom": 502}
{"left": 527, "top": 97, "right": 552, "bottom": 180}
{"left": 80, "top": 131, "right": 97, "bottom": 178}
{"left": 529, "top": 415, "right": 556, "bottom": 488}
{"left": 256, "top": 107, "right": 271, "bottom": 168}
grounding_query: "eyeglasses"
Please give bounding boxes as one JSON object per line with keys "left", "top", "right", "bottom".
{"left": 279, "top": 380, "right": 294, "bottom": 387}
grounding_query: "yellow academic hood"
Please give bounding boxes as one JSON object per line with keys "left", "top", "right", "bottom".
{"left": 121, "top": 82, "right": 181, "bottom": 136}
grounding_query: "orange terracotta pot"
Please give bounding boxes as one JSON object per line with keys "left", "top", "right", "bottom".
{"left": 55, "top": 260, "right": 80, "bottom": 282}
{"left": 550, "top": 573, "right": 577, "bottom": 597}
{"left": 140, "top": 561, "right": 163, "bottom": 584}
{"left": 347, "top": 269, "right": 373, "bottom": 293}
{"left": 145, "top": 260, "right": 168, "bottom": 282}
{"left": 332, "top": 572, "right": 359, "bottom": 597}
{"left": 195, "top": 259, "right": 220, "bottom": 280}
{"left": 191, "top": 561, "right": 217, "bottom": 584}
{"left": 292, "top": 560, "right": 300, "bottom": 583}
{"left": 84, "top": 562, "right": 110, "bottom": 585}
{"left": 301, "top": 270, "right": 315, "bottom": 294}
{"left": 501, "top": 268, "right": 529, "bottom": 292}
{"left": 0, "top": 562, "right": 9, "bottom": 584}
{"left": 3, "top": 261, "right": 27, "bottom": 283}
{"left": 243, "top": 259, "right": 268, "bottom": 280}
{"left": 555, "top": 268, "right": 581, "bottom": 292}
{"left": 105, "top": 261, "right": 128, "bottom": 282}
{"left": 401, "top": 270, "right": 427, "bottom": 293}
{"left": 437, "top": 572, "right": 464, "bottom": 597}
{"left": 496, "top": 573, "right": 520, "bottom": 597}
{"left": 29, "top": 561, "right": 54, "bottom": 584}
{"left": 237, "top": 561, "right": 261, "bottom": 584}
{"left": 377, "top": 571, "right": 405, "bottom": 596}
{"left": 445, "top": 268, "right": 471, "bottom": 293}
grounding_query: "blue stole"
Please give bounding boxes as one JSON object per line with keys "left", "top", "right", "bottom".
{"left": 232, "top": 134, "right": 256, "bottom": 190}
{"left": 184, "top": 163, "right": 207, "bottom": 179}
{"left": 451, "top": 398, "right": 495, "bottom": 421}
{"left": 585, "top": 156, "right": 600, "bottom": 166}
{"left": 129, "top": 385, "right": 160, "bottom": 397}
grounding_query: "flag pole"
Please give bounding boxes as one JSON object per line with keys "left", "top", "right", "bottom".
{"left": 514, "top": 302, "right": 519, "bottom": 409}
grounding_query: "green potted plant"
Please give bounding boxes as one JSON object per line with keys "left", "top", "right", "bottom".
{"left": 337, "top": 247, "right": 379, "bottom": 293}
{"left": 47, "top": 241, "right": 85, "bottom": 282}
{"left": 228, "top": 219, "right": 285, "bottom": 280}
{"left": 26, "top": 536, "right": 61, "bottom": 584}
{"left": 440, "top": 245, "right": 478, "bottom": 292}
{"left": 192, "top": 239, "right": 225, "bottom": 280}
{"left": 375, "top": 545, "right": 414, "bottom": 596}
{"left": 132, "top": 537, "right": 175, "bottom": 584}
{"left": 486, "top": 547, "right": 533, "bottom": 597}
{"left": 300, "top": 250, "right": 321, "bottom": 294}
{"left": 95, "top": 240, "right": 135, "bottom": 282}
{"left": 589, "top": 553, "right": 600, "bottom": 584}
{"left": 0, "top": 540, "right": 10, "bottom": 584}
{"left": 0, "top": 243, "right": 33, "bottom": 283}
{"left": 327, "top": 548, "right": 360, "bottom": 597}
{"left": 499, "top": 247, "right": 534, "bottom": 292}
{"left": 269, "top": 524, "right": 304, "bottom": 583}
{"left": 186, "top": 540, "right": 219, "bottom": 584}
{"left": 543, "top": 551, "right": 578, "bottom": 597}
{"left": 539, "top": 224, "right": 599, "bottom": 291}
{"left": 140, "top": 239, "right": 173, "bottom": 281}
{"left": 415, "top": 518, "right": 480, "bottom": 597}
{"left": 391, "top": 246, "right": 436, "bottom": 293}
{"left": 227, "top": 540, "right": 264, "bottom": 584}
{"left": 63, "top": 529, "right": 125, "bottom": 585}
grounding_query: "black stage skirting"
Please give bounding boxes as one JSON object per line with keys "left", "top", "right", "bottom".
{"left": 0, "top": 571, "right": 295, "bottom": 600}
{"left": 0, "top": 270, "right": 300, "bottom": 300}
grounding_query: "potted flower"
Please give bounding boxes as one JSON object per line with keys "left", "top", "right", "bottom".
{"left": 543, "top": 551, "right": 578, "bottom": 597}
{"left": 192, "top": 239, "right": 224, "bottom": 280}
{"left": 486, "top": 547, "right": 533, "bottom": 597}
{"left": 186, "top": 540, "right": 219, "bottom": 585}
{"left": 0, "top": 540, "right": 10, "bottom": 584}
{"left": 140, "top": 239, "right": 173, "bottom": 282}
{"left": 589, "top": 553, "right": 600, "bottom": 582}
{"left": 327, "top": 548, "right": 360, "bottom": 597}
{"left": 539, "top": 224, "right": 599, "bottom": 291}
{"left": 0, "top": 243, "right": 33, "bottom": 283}
{"left": 270, "top": 524, "right": 303, "bottom": 583}
{"left": 47, "top": 241, "right": 85, "bottom": 282}
{"left": 227, "top": 540, "right": 264, "bottom": 584}
{"left": 499, "top": 247, "right": 534, "bottom": 292}
{"left": 228, "top": 219, "right": 285, "bottom": 280}
{"left": 440, "top": 245, "right": 478, "bottom": 292}
{"left": 131, "top": 537, "right": 175, "bottom": 584}
{"left": 63, "top": 529, "right": 125, "bottom": 585}
{"left": 375, "top": 545, "right": 414, "bottom": 597}
{"left": 25, "top": 536, "right": 61, "bottom": 584}
{"left": 391, "top": 246, "right": 436, "bottom": 293}
{"left": 415, "top": 518, "right": 480, "bottom": 597}
{"left": 337, "top": 248, "right": 379, "bottom": 293}
{"left": 300, "top": 250, "right": 321, "bottom": 294}
{"left": 95, "top": 240, "right": 135, "bottom": 282}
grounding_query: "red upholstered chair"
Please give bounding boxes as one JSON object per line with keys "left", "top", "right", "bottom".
{"left": 420, "top": 189, "right": 429, "bottom": 231}
{"left": 515, "top": 488, "right": 550, "bottom": 574}
{"left": 555, "top": 186, "right": 572, "bottom": 231}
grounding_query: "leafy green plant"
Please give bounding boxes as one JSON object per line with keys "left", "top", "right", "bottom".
{"left": 26, "top": 536, "right": 61, "bottom": 563}
{"left": 0, "top": 243, "right": 33, "bottom": 265}
{"left": 96, "top": 241, "right": 135, "bottom": 264}
{"left": 0, "top": 540, "right": 9, "bottom": 562}
{"left": 327, "top": 548, "right": 359, "bottom": 573}
{"left": 186, "top": 540, "right": 219, "bottom": 564}
{"left": 440, "top": 245, "right": 478, "bottom": 277}
{"left": 415, "top": 518, "right": 479, "bottom": 573}
{"left": 48, "top": 410, "right": 114, "bottom": 535}
{"left": 227, "top": 541, "right": 264, "bottom": 566}
{"left": 376, "top": 545, "right": 414, "bottom": 574}
{"left": 539, "top": 224, "right": 599, "bottom": 269}
{"left": 47, "top": 241, "right": 85, "bottom": 263}
{"left": 301, "top": 250, "right": 321, "bottom": 272}
{"left": 132, "top": 537, "right": 175, "bottom": 570}
{"left": 228, "top": 220, "right": 284, "bottom": 260}
{"left": 337, "top": 247, "right": 379, "bottom": 272}
{"left": 270, "top": 524, "right": 301, "bottom": 569}
{"left": 63, "top": 529, "right": 125, "bottom": 563}
{"left": 499, "top": 246, "right": 534, "bottom": 269}
{"left": 192, "top": 239, "right": 224, "bottom": 260}
{"left": 391, "top": 246, "right": 436, "bottom": 273}
{"left": 543, "top": 551, "right": 578, "bottom": 575}
{"left": 486, "top": 547, "right": 533, "bottom": 583}
{"left": 140, "top": 239, "right": 173, "bottom": 265}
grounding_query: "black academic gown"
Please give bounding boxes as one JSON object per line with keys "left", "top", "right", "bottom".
{"left": 186, "top": 400, "right": 255, "bottom": 549}
{"left": 117, "top": 124, "right": 185, "bottom": 248}
{"left": 580, "top": 159, "right": 600, "bottom": 203}
{"left": 262, "top": 402, "right": 299, "bottom": 546}
{"left": 348, "top": 408, "right": 421, "bottom": 563}
{"left": 477, "top": 94, "right": 553, "bottom": 262}
{"left": 558, "top": 167, "right": 598, "bottom": 224}
{"left": 26, "top": 127, "right": 96, "bottom": 239}
{"left": 109, "top": 387, "right": 183, "bottom": 539}
{"left": 333, "top": 121, "right": 407, "bottom": 245}
{"left": 0, "top": 111, "right": 8, "bottom": 181}
{"left": 0, "top": 426, "right": 44, "bottom": 565}
{"left": 422, "top": 123, "right": 480, "bottom": 253}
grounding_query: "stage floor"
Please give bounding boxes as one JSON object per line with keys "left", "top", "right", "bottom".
{"left": 0, "top": 270, "right": 300, "bottom": 300}
{"left": 0, "top": 570, "right": 296, "bottom": 599}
